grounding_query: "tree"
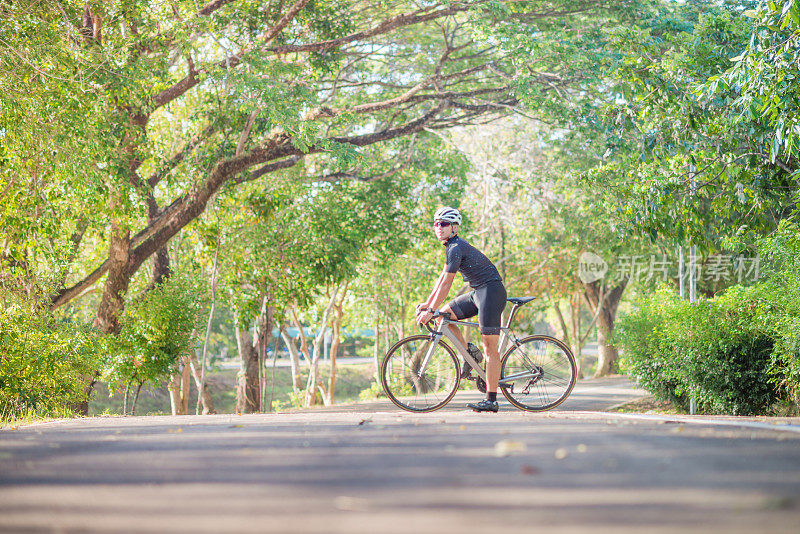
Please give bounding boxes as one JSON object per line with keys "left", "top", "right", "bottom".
{"left": 558, "top": 2, "right": 796, "bottom": 255}
{"left": 442, "top": 116, "right": 653, "bottom": 376}
{"left": 713, "top": 0, "right": 800, "bottom": 175}
{"left": 103, "top": 272, "right": 207, "bottom": 415}
{"left": 1, "top": 0, "right": 528, "bottom": 331}
{"left": 200, "top": 141, "right": 456, "bottom": 409}
{"left": 466, "top": 1, "right": 800, "bottom": 375}
{"left": 8, "top": 1, "right": 590, "bottom": 413}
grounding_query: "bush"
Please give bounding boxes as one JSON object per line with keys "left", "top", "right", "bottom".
{"left": 616, "top": 219, "right": 800, "bottom": 415}
{"left": 0, "top": 299, "right": 101, "bottom": 421}
{"left": 103, "top": 274, "right": 207, "bottom": 397}
{"left": 757, "top": 220, "right": 800, "bottom": 407}
{"left": 616, "top": 285, "right": 780, "bottom": 415}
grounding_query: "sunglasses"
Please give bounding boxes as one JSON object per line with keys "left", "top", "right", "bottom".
{"left": 433, "top": 221, "right": 453, "bottom": 228}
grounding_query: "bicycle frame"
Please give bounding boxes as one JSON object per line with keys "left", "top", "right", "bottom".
{"left": 419, "top": 303, "right": 526, "bottom": 384}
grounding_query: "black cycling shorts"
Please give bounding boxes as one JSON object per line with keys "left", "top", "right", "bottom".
{"left": 447, "top": 280, "right": 507, "bottom": 335}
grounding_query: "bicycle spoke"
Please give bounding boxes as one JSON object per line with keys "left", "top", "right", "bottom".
{"left": 500, "top": 335, "right": 576, "bottom": 411}
{"left": 381, "top": 335, "right": 460, "bottom": 412}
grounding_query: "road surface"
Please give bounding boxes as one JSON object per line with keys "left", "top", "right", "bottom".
{"left": 1, "top": 377, "right": 799, "bottom": 533}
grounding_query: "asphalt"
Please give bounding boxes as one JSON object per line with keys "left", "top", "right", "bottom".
{"left": 1, "top": 377, "right": 799, "bottom": 534}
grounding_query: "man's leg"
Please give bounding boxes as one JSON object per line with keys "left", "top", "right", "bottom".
{"left": 467, "top": 281, "right": 505, "bottom": 412}
{"left": 466, "top": 332, "right": 501, "bottom": 412}
{"left": 482, "top": 334, "right": 501, "bottom": 393}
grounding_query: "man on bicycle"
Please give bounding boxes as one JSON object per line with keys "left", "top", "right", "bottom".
{"left": 415, "top": 207, "right": 507, "bottom": 412}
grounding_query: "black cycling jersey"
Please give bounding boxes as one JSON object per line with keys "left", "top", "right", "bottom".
{"left": 443, "top": 235, "right": 502, "bottom": 288}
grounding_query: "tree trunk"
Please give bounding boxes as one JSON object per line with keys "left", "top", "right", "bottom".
{"left": 327, "top": 282, "right": 349, "bottom": 404}
{"left": 167, "top": 356, "right": 192, "bottom": 415}
{"left": 186, "top": 348, "right": 216, "bottom": 414}
{"left": 179, "top": 355, "right": 191, "bottom": 414}
{"left": 150, "top": 246, "right": 171, "bottom": 287}
{"left": 255, "top": 296, "right": 274, "bottom": 411}
{"left": 235, "top": 322, "right": 260, "bottom": 413}
{"left": 595, "top": 319, "right": 618, "bottom": 377}
{"left": 197, "top": 245, "right": 219, "bottom": 414}
{"left": 69, "top": 222, "right": 132, "bottom": 416}
{"left": 583, "top": 279, "right": 628, "bottom": 377}
{"left": 304, "top": 287, "right": 339, "bottom": 407}
{"left": 168, "top": 370, "right": 182, "bottom": 415}
{"left": 553, "top": 301, "right": 570, "bottom": 346}
{"left": 499, "top": 221, "right": 506, "bottom": 281}
{"left": 95, "top": 223, "right": 132, "bottom": 334}
{"left": 373, "top": 286, "right": 381, "bottom": 381}
{"left": 291, "top": 307, "right": 311, "bottom": 366}
{"left": 280, "top": 326, "right": 301, "bottom": 391}
{"left": 569, "top": 293, "right": 584, "bottom": 379}
{"left": 130, "top": 381, "right": 143, "bottom": 415}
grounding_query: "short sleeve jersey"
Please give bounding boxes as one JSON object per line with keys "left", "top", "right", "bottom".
{"left": 444, "top": 236, "right": 502, "bottom": 288}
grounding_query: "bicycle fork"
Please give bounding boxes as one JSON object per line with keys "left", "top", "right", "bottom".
{"left": 417, "top": 332, "right": 444, "bottom": 379}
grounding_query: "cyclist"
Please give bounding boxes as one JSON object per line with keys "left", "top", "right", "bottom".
{"left": 415, "top": 207, "right": 507, "bottom": 413}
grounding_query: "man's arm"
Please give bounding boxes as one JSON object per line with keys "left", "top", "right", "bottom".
{"left": 426, "top": 268, "right": 456, "bottom": 310}
{"left": 417, "top": 266, "right": 456, "bottom": 316}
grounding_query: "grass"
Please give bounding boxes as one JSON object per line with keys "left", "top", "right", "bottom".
{"left": 609, "top": 395, "right": 681, "bottom": 414}
{"left": 1, "top": 406, "right": 77, "bottom": 428}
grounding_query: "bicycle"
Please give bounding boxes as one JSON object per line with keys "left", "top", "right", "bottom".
{"left": 380, "top": 297, "right": 577, "bottom": 412}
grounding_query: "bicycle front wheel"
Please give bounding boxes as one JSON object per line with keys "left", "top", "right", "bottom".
{"left": 500, "top": 335, "right": 576, "bottom": 411}
{"left": 380, "top": 334, "right": 461, "bottom": 412}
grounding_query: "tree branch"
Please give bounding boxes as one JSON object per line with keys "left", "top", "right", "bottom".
{"left": 151, "top": 0, "right": 312, "bottom": 110}
{"left": 50, "top": 99, "right": 452, "bottom": 310}
{"left": 198, "top": 0, "right": 239, "bottom": 16}
{"left": 241, "top": 155, "right": 304, "bottom": 183}
{"left": 148, "top": 125, "right": 215, "bottom": 188}
{"left": 317, "top": 163, "right": 408, "bottom": 183}
{"left": 266, "top": 4, "right": 468, "bottom": 55}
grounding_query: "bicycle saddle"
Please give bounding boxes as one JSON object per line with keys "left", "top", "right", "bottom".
{"left": 507, "top": 296, "right": 536, "bottom": 306}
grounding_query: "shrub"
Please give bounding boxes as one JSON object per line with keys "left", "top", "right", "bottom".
{"left": 0, "top": 299, "right": 101, "bottom": 421}
{"left": 757, "top": 220, "right": 800, "bottom": 406}
{"left": 616, "top": 218, "right": 800, "bottom": 415}
{"left": 617, "top": 285, "right": 781, "bottom": 415}
{"left": 103, "top": 274, "right": 207, "bottom": 399}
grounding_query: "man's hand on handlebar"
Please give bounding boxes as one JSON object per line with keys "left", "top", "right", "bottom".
{"left": 415, "top": 306, "right": 434, "bottom": 325}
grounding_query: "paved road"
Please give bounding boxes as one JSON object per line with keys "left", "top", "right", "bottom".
{"left": 2, "top": 378, "right": 799, "bottom": 533}
{"left": 306, "top": 375, "right": 646, "bottom": 413}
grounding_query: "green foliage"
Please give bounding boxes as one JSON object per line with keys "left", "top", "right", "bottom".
{"left": 616, "top": 285, "right": 779, "bottom": 415}
{"left": 710, "top": 0, "right": 800, "bottom": 166}
{"left": 591, "top": 4, "right": 791, "bottom": 252}
{"left": 757, "top": 218, "right": 800, "bottom": 403}
{"left": 0, "top": 298, "right": 101, "bottom": 421}
{"left": 485, "top": 1, "right": 794, "bottom": 259}
{"left": 103, "top": 274, "right": 208, "bottom": 391}
{"left": 358, "top": 381, "right": 383, "bottom": 402}
{"left": 616, "top": 220, "right": 800, "bottom": 415}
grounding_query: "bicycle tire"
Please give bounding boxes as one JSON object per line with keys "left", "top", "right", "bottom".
{"left": 499, "top": 335, "right": 576, "bottom": 412}
{"left": 380, "top": 334, "right": 461, "bottom": 412}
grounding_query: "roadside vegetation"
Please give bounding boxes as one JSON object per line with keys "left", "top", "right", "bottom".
{"left": 2, "top": 0, "right": 799, "bottom": 422}
{"left": 617, "top": 222, "right": 800, "bottom": 415}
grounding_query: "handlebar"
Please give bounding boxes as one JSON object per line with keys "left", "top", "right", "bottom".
{"left": 420, "top": 309, "right": 444, "bottom": 335}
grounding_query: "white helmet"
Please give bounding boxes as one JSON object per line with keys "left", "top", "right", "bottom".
{"left": 433, "top": 206, "right": 462, "bottom": 225}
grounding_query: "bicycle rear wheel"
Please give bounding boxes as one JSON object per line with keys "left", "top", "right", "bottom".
{"left": 380, "top": 334, "right": 461, "bottom": 412}
{"left": 499, "top": 335, "right": 576, "bottom": 411}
